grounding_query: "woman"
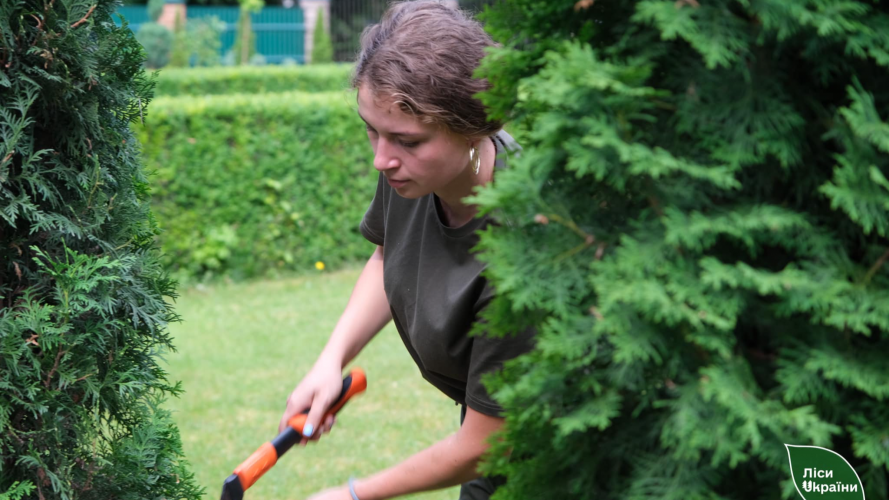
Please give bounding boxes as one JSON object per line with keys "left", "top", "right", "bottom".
{"left": 278, "top": 2, "right": 535, "bottom": 499}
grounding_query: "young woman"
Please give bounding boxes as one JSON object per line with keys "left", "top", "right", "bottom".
{"left": 278, "top": 2, "right": 535, "bottom": 499}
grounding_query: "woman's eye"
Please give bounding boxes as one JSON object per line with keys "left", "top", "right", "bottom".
{"left": 400, "top": 141, "right": 419, "bottom": 148}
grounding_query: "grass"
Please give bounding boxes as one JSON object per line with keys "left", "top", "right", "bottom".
{"left": 163, "top": 267, "right": 462, "bottom": 500}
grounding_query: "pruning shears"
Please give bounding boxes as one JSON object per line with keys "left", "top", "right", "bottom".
{"left": 220, "top": 368, "right": 367, "bottom": 500}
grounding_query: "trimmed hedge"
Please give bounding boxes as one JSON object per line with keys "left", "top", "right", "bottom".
{"left": 153, "top": 64, "right": 354, "bottom": 96}
{"left": 135, "top": 90, "right": 376, "bottom": 280}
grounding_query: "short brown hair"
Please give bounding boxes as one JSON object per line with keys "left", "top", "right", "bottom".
{"left": 351, "top": 1, "right": 502, "bottom": 139}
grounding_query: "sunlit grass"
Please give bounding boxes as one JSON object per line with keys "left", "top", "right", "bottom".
{"left": 163, "top": 267, "right": 461, "bottom": 500}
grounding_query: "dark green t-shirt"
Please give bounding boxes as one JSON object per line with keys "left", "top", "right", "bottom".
{"left": 359, "top": 131, "right": 536, "bottom": 417}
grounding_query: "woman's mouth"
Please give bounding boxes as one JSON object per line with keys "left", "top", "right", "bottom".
{"left": 387, "top": 178, "right": 409, "bottom": 189}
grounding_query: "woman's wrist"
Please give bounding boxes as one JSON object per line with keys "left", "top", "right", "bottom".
{"left": 347, "top": 477, "right": 361, "bottom": 500}
{"left": 348, "top": 477, "right": 378, "bottom": 500}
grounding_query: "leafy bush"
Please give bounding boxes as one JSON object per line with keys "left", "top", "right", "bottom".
{"left": 311, "top": 11, "right": 334, "bottom": 64}
{"left": 168, "top": 14, "right": 224, "bottom": 68}
{"left": 169, "top": 10, "right": 189, "bottom": 67}
{"left": 134, "top": 90, "right": 375, "bottom": 281}
{"left": 147, "top": 0, "right": 164, "bottom": 22}
{"left": 136, "top": 21, "right": 173, "bottom": 68}
{"left": 472, "top": 1, "right": 889, "bottom": 499}
{"left": 232, "top": 0, "right": 260, "bottom": 65}
{"left": 188, "top": 15, "right": 225, "bottom": 67}
{"left": 0, "top": 0, "right": 201, "bottom": 498}
{"left": 153, "top": 63, "right": 353, "bottom": 95}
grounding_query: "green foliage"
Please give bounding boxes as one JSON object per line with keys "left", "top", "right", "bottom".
{"left": 168, "top": 10, "right": 189, "bottom": 68}
{"left": 232, "top": 5, "right": 258, "bottom": 65}
{"left": 153, "top": 64, "right": 353, "bottom": 96}
{"left": 134, "top": 91, "right": 375, "bottom": 281}
{"left": 135, "top": 21, "right": 173, "bottom": 69}
{"left": 471, "top": 1, "right": 889, "bottom": 499}
{"left": 311, "top": 11, "right": 334, "bottom": 64}
{"left": 187, "top": 16, "right": 225, "bottom": 67}
{"left": 0, "top": 482, "right": 34, "bottom": 500}
{"left": 168, "top": 14, "right": 224, "bottom": 69}
{"left": 147, "top": 0, "right": 163, "bottom": 22}
{"left": 0, "top": 0, "right": 201, "bottom": 498}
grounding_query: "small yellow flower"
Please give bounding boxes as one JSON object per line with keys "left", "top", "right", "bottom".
{"left": 315, "top": 261, "right": 325, "bottom": 271}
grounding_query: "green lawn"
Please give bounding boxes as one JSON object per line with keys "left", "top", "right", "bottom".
{"left": 163, "top": 267, "right": 462, "bottom": 500}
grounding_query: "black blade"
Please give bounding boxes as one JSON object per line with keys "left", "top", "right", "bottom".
{"left": 220, "top": 474, "right": 244, "bottom": 500}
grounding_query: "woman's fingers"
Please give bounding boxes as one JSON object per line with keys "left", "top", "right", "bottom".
{"left": 323, "top": 414, "right": 335, "bottom": 433}
{"left": 298, "top": 414, "right": 337, "bottom": 446}
{"left": 279, "top": 388, "right": 312, "bottom": 433}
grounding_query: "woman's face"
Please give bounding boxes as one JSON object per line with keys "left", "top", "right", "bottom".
{"left": 357, "top": 85, "right": 471, "bottom": 199}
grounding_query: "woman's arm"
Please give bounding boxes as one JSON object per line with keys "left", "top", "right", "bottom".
{"left": 312, "top": 407, "right": 504, "bottom": 500}
{"left": 279, "top": 246, "right": 392, "bottom": 435}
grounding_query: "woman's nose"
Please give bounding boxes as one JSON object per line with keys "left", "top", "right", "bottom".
{"left": 373, "top": 137, "right": 399, "bottom": 171}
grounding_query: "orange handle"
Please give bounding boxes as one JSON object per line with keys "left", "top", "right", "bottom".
{"left": 227, "top": 368, "right": 367, "bottom": 495}
{"left": 233, "top": 442, "right": 277, "bottom": 491}
{"left": 287, "top": 367, "right": 367, "bottom": 434}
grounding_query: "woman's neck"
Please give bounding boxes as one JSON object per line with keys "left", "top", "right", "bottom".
{"left": 436, "top": 136, "right": 497, "bottom": 228}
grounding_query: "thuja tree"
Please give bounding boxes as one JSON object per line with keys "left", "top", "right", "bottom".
{"left": 0, "top": 0, "right": 202, "bottom": 498}
{"left": 471, "top": 1, "right": 889, "bottom": 499}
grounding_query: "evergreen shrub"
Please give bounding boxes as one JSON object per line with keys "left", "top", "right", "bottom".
{"left": 134, "top": 91, "right": 375, "bottom": 281}
{"left": 0, "top": 0, "right": 202, "bottom": 498}
{"left": 135, "top": 21, "right": 173, "bottom": 69}
{"left": 232, "top": 0, "right": 261, "bottom": 66}
{"left": 471, "top": 1, "right": 889, "bottom": 499}
{"left": 168, "top": 10, "right": 189, "bottom": 68}
{"left": 186, "top": 16, "right": 225, "bottom": 67}
{"left": 153, "top": 64, "right": 353, "bottom": 96}
{"left": 147, "top": 0, "right": 164, "bottom": 22}
{"left": 311, "top": 11, "right": 334, "bottom": 64}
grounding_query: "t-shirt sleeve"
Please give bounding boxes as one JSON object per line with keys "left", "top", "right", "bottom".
{"left": 359, "top": 173, "right": 387, "bottom": 246}
{"left": 465, "top": 322, "right": 537, "bottom": 417}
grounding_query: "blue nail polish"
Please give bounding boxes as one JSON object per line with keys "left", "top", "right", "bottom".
{"left": 303, "top": 423, "right": 314, "bottom": 437}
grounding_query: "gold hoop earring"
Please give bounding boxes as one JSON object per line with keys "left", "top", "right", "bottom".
{"left": 470, "top": 146, "right": 480, "bottom": 175}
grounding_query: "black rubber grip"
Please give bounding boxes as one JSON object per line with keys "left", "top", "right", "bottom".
{"left": 271, "top": 374, "right": 356, "bottom": 458}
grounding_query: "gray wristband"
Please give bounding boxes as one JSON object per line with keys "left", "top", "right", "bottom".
{"left": 348, "top": 477, "right": 361, "bottom": 500}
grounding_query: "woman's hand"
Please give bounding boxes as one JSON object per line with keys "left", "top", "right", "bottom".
{"left": 278, "top": 358, "right": 345, "bottom": 443}
{"left": 306, "top": 485, "right": 353, "bottom": 500}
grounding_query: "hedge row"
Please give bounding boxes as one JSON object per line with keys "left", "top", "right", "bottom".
{"left": 135, "top": 90, "right": 377, "bottom": 280}
{"left": 153, "top": 64, "right": 355, "bottom": 96}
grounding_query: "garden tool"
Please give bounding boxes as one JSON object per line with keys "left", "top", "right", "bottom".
{"left": 220, "top": 368, "right": 367, "bottom": 500}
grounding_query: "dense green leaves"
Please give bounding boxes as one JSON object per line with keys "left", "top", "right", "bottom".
{"left": 471, "top": 1, "right": 889, "bottom": 499}
{"left": 135, "top": 90, "right": 375, "bottom": 280}
{"left": 0, "top": 0, "right": 200, "bottom": 497}
{"left": 153, "top": 64, "right": 354, "bottom": 96}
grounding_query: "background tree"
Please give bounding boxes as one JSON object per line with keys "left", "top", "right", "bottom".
{"left": 0, "top": 0, "right": 203, "bottom": 498}
{"left": 136, "top": 0, "right": 173, "bottom": 68}
{"left": 136, "top": 21, "right": 173, "bottom": 68}
{"left": 472, "top": 1, "right": 889, "bottom": 499}
{"left": 169, "top": 10, "right": 190, "bottom": 68}
{"left": 146, "top": 0, "right": 164, "bottom": 22}
{"left": 311, "top": 11, "right": 333, "bottom": 64}
{"left": 233, "top": 0, "right": 263, "bottom": 65}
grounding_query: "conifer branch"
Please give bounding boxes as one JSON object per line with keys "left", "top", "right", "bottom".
{"left": 862, "top": 246, "right": 889, "bottom": 284}
{"left": 44, "top": 347, "right": 69, "bottom": 388}
{"left": 70, "top": 5, "right": 96, "bottom": 29}
{"left": 674, "top": 0, "right": 700, "bottom": 8}
{"left": 114, "top": 237, "right": 134, "bottom": 251}
{"left": 538, "top": 213, "right": 592, "bottom": 240}
{"left": 29, "top": 15, "right": 45, "bottom": 47}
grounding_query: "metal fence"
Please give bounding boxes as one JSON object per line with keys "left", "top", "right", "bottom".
{"left": 114, "top": 0, "right": 499, "bottom": 66}
{"left": 329, "top": 0, "right": 500, "bottom": 62}
{"left": 114, "top": 5, "right": 305, "bottom": 64}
